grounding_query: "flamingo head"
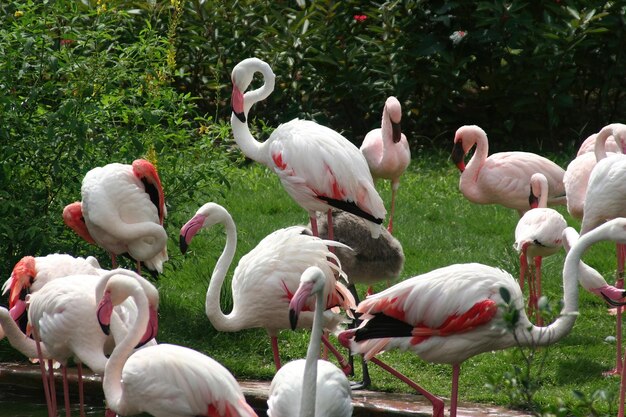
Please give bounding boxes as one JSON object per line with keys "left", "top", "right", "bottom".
{"left": 528, "top": 173, "right": 548, "bottom": 209}
{"left": 179, "top": 202, "right": 231, "bottom": 254}
{"left": 289, "top": 266, "right": 326, "bottom": 330}
{"left": 132, "top": 159, "right": 166, "bottom": 224}
{"left": 231, "top": 61, "right": 257, "bottom": 124}
{"left": 385, "top": 96, "right": 403, "bottom": 143}
{"left": 613, "top": 125, "right": 626, "bottom": 154}
{"left": 62, "top": 202, "right": 96, "bottom": 244}
{"left": 8, "top": 256, "right": 36, "bottom": 309}
{"left": 451, "top": 125, "right": 485, "bottom": 172}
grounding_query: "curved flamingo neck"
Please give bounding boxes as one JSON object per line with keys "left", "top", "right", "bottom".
{"left": 204, "top": 210, "right": 242, "bottom": 331}
{"left": 230, "top": 62, "right": 276, "bottom": 165}
{"left": 594, "top": 125, "right": 616, "bottom": 161}
{"left": 0, "top": 307, "right": 49, "bottom": 359}
{"left": 462, "top": 132, "right": 489, "bottom": 184}
{"left": 299, "top": 282, "right": 325, "bottom": 417}
{"left": 103, "top": 280, "right": 150, "bottom": 416}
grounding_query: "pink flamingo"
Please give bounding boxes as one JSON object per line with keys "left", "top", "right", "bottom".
{"left": 267, "top": 266, "right": 353, "bottom": 417}
{"left": 179, "top": 202, "right": 355, "bottom": 372}
{"left": 230, "top": 57, "right": 386, "bottom": 240}
{"left": 337, "top": 219, "right": 624, "bottom": 417}
{"left": 98, "top": 273, "right": 257, "bottom": 417}
{"left": 360, "top": 96, "right": 411, "bottom": 233}
{"left": 563, "top": 123, "right": 626, "bottom": 219}
{"left": 26, "top": 269, "right": 159, "bottom": 417}
{"left": 451, "top": 125, "right": 566, "bottom": 216}
{"left": 514, "top": 173, "right": 567, "bottom": 324}
{"left": 576, "top": 131, "right": 619, "bottom": 156}
{"left": 580, "top": 124, "right": 626, "bottom": 375}
{"left": 64, "top": 159, "right": 168, "bottom": 274}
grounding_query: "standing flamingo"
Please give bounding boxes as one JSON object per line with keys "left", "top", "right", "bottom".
{"left": 360, "top": 96, "right": 411, "bottom": 234}
{"left": 513, "top": 173, "right": 567, "bottom": 324}
{"left": 451, "top": 125, "right": 566, "bottom": 216}
{"left": 179, "top": 202, "right": 355, "bottom": 371}
{"left": 576, "top": 131, "right": 619, "bottom": 156}
{"left": 27, "top": 269, "right": 159, "bottom": 417}
{"left": 64, "top": 159, "right": 168, "bottom": 274}
{"left": 563, "top": 123, "right": 626, "bottom": 219}
{"left": 337, "top": 218, "right": 625, "bottom": 417}
{"left": 267, "top": 266, "right": 353, "bottom": 417}
{"left": 230, "top": 57, "right": 386, "bottom": 239}
{"left": 98, "top": 273, "right": 257, "bottom": 417}
{"left": 580, "top": 124, "right": 626, "bottom": 375}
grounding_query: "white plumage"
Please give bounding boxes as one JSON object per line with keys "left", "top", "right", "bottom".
{"left": 230, "top": 57, "right": 386, "bottom": 238}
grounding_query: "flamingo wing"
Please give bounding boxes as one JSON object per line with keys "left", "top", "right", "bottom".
{"left": 268, "top": 120, "right": 386, "bottom": 224}
{"left": 122, "top": 344, "right": 256, "bottom": 417}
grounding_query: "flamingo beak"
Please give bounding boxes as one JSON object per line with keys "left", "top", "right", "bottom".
{"left": 391, "top": 122, "right": 402, "bottom": 143}
{"left": 288, "top": 281, "right": 314, "bottom": 330}
{"left": 136, "top": 306, "right": 159, "bottom": 348}
{"left": 97, "top": 292, "right": 113, "bottom": 335}
{"left": 179, "top": 214, "right": 206, "bottom": 255}
{"left": 451, "top": 141, "right": 466, "bottom": 172}
{"left": 231, "top": 84, "right": 246, "bottom": 123}
{"left": 529, "top": 187, "right": 539, "bottom": 209}
{"left": 9, "top": 277, "right": 29, "bottom": 310}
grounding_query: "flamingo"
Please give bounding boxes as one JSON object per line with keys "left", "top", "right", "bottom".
{"left": 563, "top": 123, "right": 626, "bottom": 219}
{"left": 230, "top": 57, "right": 386, "bottom": 239}
{"left": 513, "top": 173, "right": 567, "bottom": 324}
{"left": 580, "top": 124, "right": 626, "bottom": 375}
{"left": 98, "top": 273, "right": 257, "bottom": 417}
{"left": 179, "top": 202, "right": 355, "bottom": 371}
{"left": 64, "top": 159, "right": 168, "bottom": 274}
{"left": 360, "top": 96, "right": 411, "bottom": 234}
{"left": 576, "top": 131, "right": 619, "bottom": 156}
{"left": 307, "top": 208, "right": 405, "bottom": 388}
{"left": 267, "top": 266, "right": 353, "bottom": 417}
{"left": 451, "top": 125, "right": 566, "bottom": 216}
{"left": 27, "top": 269, "right": 159, "bottom": 417}
{"left": 337, "top": 218, "right": 626, "bottom": 417}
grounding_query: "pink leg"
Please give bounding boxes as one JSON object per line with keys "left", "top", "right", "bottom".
{"left": 534, "top": 256, "right": 543, "bottom": 326}
{"left": 47, "top": 360, "right": 58, "bottom": 417}
{"left": 321, "top": 335, "right": 351, "bottom": 375}
{"left": 615, "top": 244, "right": 626, "bottom": 375}
{"left": 62, "top": 366, "right": 70, "bottom": 417}
{"left": 136, "top": 261, "right": 142, "bottom": 275}
{"left": 387, "top": 184, "right": 397, "bottom": 234}
{"left": 309, "top": 215, "right": 319, "bottom": 237}
{"left": 77, "top": 362, "right": 86, "bottom": 417}
{"left": 111, "top": 253, "right": 118, "bottom": 269}
{"left": 450, "top": 364, "right": 461, "bottom": 417}
{"left": 620, "top": 339, "right": 626, "bottom": 417}
{"left": 32, "top": 326, "right": 54, "bottom": 417}
{"left": 370, "top": 357, "right": 445, "bottom": 417}
{"left": 270, "top": 336, "right": 281, "bottom": 370}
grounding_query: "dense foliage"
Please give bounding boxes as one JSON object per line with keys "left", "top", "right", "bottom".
{"left": 0, "top": 0, "right": 625, "bottom": 278}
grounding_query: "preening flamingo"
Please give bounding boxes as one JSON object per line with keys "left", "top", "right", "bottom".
{"left": 267, "top": 266, "right": 353, "bottom": 417}
{"left": 179, "top": 202, "right": 355, "bottom": 371}
{"left": 65, "top": 159, "right": 168, "bottom": 274}
{"left": 308, "top": 208, "right": 405, "bottom": 388}
{"left": 513, "top": 173, "right": 567, "bottom": 324}
{"left": 98, "top": 273, "right": 257, "bottom": 417}
{"left": 337, "top": 218, "right": 623, "bottom": 417}
{"left": 230, "top": 57, "right": 386, "bottom": 239}
{"left": 360, "top": 96, "right": 411, "bottom": 234}
{"left": 451, "top": 125, "right": 566, "bottom": 216}
{"left": 580, "top": 124, "right": 626, "bottom": 375}
{"left": 563, "top": 123, "right": 626, "bottom": 219}
{"left": 27, "top": 269, "right": 159, "bottom": 417}
{"left": 576, "top": 131, "right": 619, "bottom": 156}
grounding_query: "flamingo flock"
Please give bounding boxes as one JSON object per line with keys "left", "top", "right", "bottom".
{"left": 1, "top": 56, "right": 626, "bottom": 417}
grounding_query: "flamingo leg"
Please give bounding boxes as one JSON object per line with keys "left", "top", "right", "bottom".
{"left": 32, "top": 326, "right": 54, "bottom": 417}
{"left": 77, "top": 362, "right": 86, "bottom": 417}
{"left": 534, "top": 256, "right": 543, "bottom": 326}
{"left": 387, "top": 182, "right": 398, "bottom": 234}
{"left": 321, "top": 334, "right": 351, "bottom": 375}
{"left": 110, "top": 253, "right": 118, "bottom": 269}
{"left": 309, "top": 214, "right": 319, "bottom": 237}
{"left": 450, "top": 364, "right": 461, "bottom": 417}
{"left": 62, "top": 365, "right": 71, "bottom": 417}
{"left": 270, "top": 336, "right": 281, "bottom": 370}
{"left": 47, "top": 360, "right": 58, "bottom": 417}
{"left": 135, "top": 260, "right": 142, "bottom": 276}
{"left": 346, "top": 284, "right": 372, "bottom": 389}
{"left": 607, "top": 243, "right": 626, "bottom": 377}
{"left": 370, "top": 357, "right": 445, "bottom": 417}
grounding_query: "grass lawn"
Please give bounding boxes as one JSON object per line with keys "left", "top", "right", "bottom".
{"left": 1, "top": 149, "right": 622, "bottom": 415}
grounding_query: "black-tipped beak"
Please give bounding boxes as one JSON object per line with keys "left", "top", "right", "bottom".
{"left": 233, "top": 110, "right": 246, "bottom": 123}
{"left": 100, "top": 321, "right": 110, "bottom": 336}
{"left": 289, "top": 308, "right": 298, "bottom": 330}
{"left": 392, "top": 121, "right": 401, "bottom": 143}
{"left": 451, "top": 141, "right": 466, "bottom": 171}
{"left": 179, "top": 234, "right": 189, "bottom": 255}
{"left": 601, "top": 292, "right": 626, "bottom": 307}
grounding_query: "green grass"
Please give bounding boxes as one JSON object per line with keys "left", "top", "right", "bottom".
{"left": 1, "top": 151, "right": 623, "bottom": 415}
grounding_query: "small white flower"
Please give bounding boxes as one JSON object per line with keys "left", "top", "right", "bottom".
{"left": 449, "top": 30, "right": 467, "bottom": 45}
